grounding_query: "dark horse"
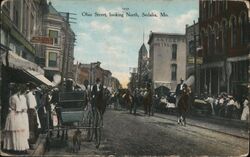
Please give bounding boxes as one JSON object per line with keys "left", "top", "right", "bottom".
{"left": 143, "top": 88, "right": 153, "bottom": 116}
{"left": 123, "top": 90, "right": 133, "bottom": 113}
{"left": 93, "top": 87, "right": 111, "bottom": 125}
{"left": 177, "top": 84, "right": 191, "bottom": 126}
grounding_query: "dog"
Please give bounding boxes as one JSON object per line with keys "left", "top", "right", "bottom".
{"left": 72, "top": 129, "right": 82, "bottom": 153}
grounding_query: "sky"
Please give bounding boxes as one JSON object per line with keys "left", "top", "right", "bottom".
{"left": 51, "top": 0, "right": 199, "bottom": 88}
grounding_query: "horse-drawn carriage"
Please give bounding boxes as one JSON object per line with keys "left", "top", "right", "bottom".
{"left": 46, "top": 89, "right": 102, "bottom": 150}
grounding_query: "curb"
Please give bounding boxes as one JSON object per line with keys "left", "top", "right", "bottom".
{"left": 31, "top": 134, "right": 47, "bottom": 156}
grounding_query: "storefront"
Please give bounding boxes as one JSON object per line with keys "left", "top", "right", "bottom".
{"left": 1, "top": 50, "right": 53, "bottom": 128}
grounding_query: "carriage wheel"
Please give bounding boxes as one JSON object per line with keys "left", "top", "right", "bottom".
{"left": 87, "top": 110, "right": 94, "bottom": 142}
{"left": 94, "top": 109, "right": 102, "bottom": 148}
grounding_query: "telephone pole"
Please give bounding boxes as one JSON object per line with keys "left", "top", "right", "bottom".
{"left": 60, "top": 12, "right": 76, "bottom": 87}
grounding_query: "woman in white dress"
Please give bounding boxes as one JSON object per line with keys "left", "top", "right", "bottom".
{"left": 3, "top": 84, "right": 29, "bottom": 152}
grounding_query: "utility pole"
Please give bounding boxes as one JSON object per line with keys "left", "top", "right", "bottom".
{"left": 193, "top": 20, "right": 197, "bottom": 95}
{"left": 60, "top": 12, "right": 76, "bottom": 88}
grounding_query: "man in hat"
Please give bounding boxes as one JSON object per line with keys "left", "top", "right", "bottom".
{"left": 175, "top": 78, "right": 184, "bottom": 123}
{"left": 91, "top": 78, "right": 103, "bottom": 110}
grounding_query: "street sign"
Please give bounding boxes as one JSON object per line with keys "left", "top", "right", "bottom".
{"left": 31, "top": 36, "right": 53, "bottom": 45}
{"left": 187, "top": 56, "right": 203, "bottom": 64}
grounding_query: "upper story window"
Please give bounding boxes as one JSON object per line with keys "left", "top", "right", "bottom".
{"left": 189, "top": 40, "right": 194, "bottom": 55}
{"left": 49, "top": 30, "right": 59, "bottom": 45}
{"left": 13, "top": 5, "right": 19, "bottom": 27}
{"left": 208, "top": 27, "right": 214, "bottom": 55}
{"left": 48, "top": 52, "right": 57, "bottom": 67}
{"left": 230, "top": 17, "right": 237, "bottom": 48}
{"left": 171, "top": 64, "right": 177, "bottom": 81}
{"left": 240, "top": 13, "right": 247, "bottom": 45}
{"left": 221, "top": 20, "right": 227, "bottom": 52}
{"left": 172, "top": 44, "right": 177, "bottom": 60}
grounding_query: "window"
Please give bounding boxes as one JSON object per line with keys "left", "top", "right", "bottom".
{"left": 25, "top": 5, "right": 29, "bottom": 37}
{"left": 171, "top": 64, "right": 177, "bottom": 81}
{"left": 30, "top": 13, "right": 34, "bottom": 36}
{"left": 240, "top": 13, "right": 247, "bottom": 45}
{"left": 222, "top": 20, "right": 227, "bottom": 52}
{"left": 13, "top": 5, "right": 19, "bottom": 27}
{"left": 230, "top": 17, "right": 237, "bottom": 48}
{"left": 189, "top": 41, "right": 194, "bottom": 55}
{"left": 172, "top": 44, "right": 177, "bottom": 60}
{"left": 49, "top": 30, "right": 59, "bottom": 45}
{"left": 48, "top": 52, "right": 57, "bottom": 67}
{"left": 214, "top": 24, "right": 220, "bottom": 53}
{"left": 208, "top": 27, "right": 214, "bottom": 55}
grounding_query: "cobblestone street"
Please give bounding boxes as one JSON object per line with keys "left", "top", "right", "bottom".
{"left": 45, "top": 109, "right": 248, "bottom": 156}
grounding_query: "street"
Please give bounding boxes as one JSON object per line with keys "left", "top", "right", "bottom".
{"left": 45, "top": 109, "right": 248, "bottom": 156}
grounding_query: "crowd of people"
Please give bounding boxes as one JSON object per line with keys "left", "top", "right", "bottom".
{"left": 204, "top": 93, "right": 249, "bottom": 121}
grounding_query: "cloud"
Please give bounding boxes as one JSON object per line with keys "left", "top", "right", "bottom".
{"left": 78, "top": 32, "right": 92, "bottom": 41}
{"left": 97, "top": 6, "right": 123, "bottom": 15}
{"left": 147, "top": 9, "right": 198, "bottom": 33}
{"left": 89, "top": 21, "right": 112, "bottom": 32}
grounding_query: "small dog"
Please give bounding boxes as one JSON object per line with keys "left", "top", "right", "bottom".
{"left": 72, "top": 129, "right": 81, "bottom": 153}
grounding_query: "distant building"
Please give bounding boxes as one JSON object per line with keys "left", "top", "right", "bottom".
{"left": 199, "top": 0, "right": 249, "bottom": 98}
{"left": 137, "top": 43, "right": 149, "bottom": 89}
{"left": 148, "top": 32, "right": 186, "bottom": 91}
{"left": 73, "top": 62, "right": 121, "bottom": 92}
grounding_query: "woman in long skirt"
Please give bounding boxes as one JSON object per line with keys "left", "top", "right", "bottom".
{"left": 3, "top": 84, "right": 29, "bottom": 152}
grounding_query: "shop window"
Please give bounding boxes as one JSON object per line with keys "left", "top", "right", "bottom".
{"left": 171, "top": 64, "right": 177, "bottom": 81}
{"left": 172, "top": 44, "right": 177, "bottom": 60}
{"left": 48, "top": 52, "right": 57, "bottom": 67}
{"left": 49, "top": 30, "right": 59, "bottom": 45}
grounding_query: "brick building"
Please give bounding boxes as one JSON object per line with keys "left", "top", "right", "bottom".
{"left": 199, "top": 0, "right": 249, "bottom": 98}
{"left": 73, "top": 62, "right": 121, "bottom": 92}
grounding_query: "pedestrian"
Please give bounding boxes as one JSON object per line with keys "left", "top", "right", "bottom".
{"left": 133, "top": 89, "right": 139, "bottom": 115}
{"left": 91, "top": 78, "right": 103, "bottom": 111}
{"left": 226, "top": 95, "right": 234, "bottom": 118}
{"left": 175, "top": 78, "right": 184, "bottom": 123}
{"left": 19, "top": 84, "right": 30, "bottom": 144}
{"left": 25, "top": 82, "right": 41, "bottom": 145}
{"left": 3, "top": 84, "right": 29, "bottom": 153}
{"left": 241, "top": 97, "right": 249, "bottom": 121}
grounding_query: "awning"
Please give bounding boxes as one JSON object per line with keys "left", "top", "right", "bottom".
{"left": 184, "top": 75, "right": 195, "bottom": 86}
{"left": 200, "top": 61, "right": 224, "bottom": 69}
{"left": 227, "top": 55, "right": 249, "bottom": 62}
{"left": 4, "top": 66, "right": 54, "bottom": 87}
{"left": 24, "top": 70, "right": 54, "bottom": 86}
{"left": 2, "top": 51, "right": 44, "bottom": 74}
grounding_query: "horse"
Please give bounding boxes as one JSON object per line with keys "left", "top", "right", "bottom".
{"left": 122, "top": 91, "right": 133, "bottom": 113}
{"left": 93, "top": 87, "right": 111, "bottom": 127}
{"left": 177, "top": 85, "right": 191, "bottom": 126}
{"left": 142, "top": 88, "right": 153, "bottom": 116}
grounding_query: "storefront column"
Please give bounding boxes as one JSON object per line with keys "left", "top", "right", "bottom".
{"left": 209, "top": 68, "right": 212, "bottom": 95}
{"left": 218, "top": 68, "right": 220, "bottom": 95}
{"left": 204, "top": 68, "right": 206, "bottom": 94}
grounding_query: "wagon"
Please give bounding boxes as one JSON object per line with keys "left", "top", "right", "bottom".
{"left": 46, "top": 90, "right": 102, "bottom": 149}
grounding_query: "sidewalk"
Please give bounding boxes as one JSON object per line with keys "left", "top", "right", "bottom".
{"left": 1, "top": 133, "right": 47, "bottom": 156}
{"left": 153, "top": 111, "right": 249, "bottom": 139}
